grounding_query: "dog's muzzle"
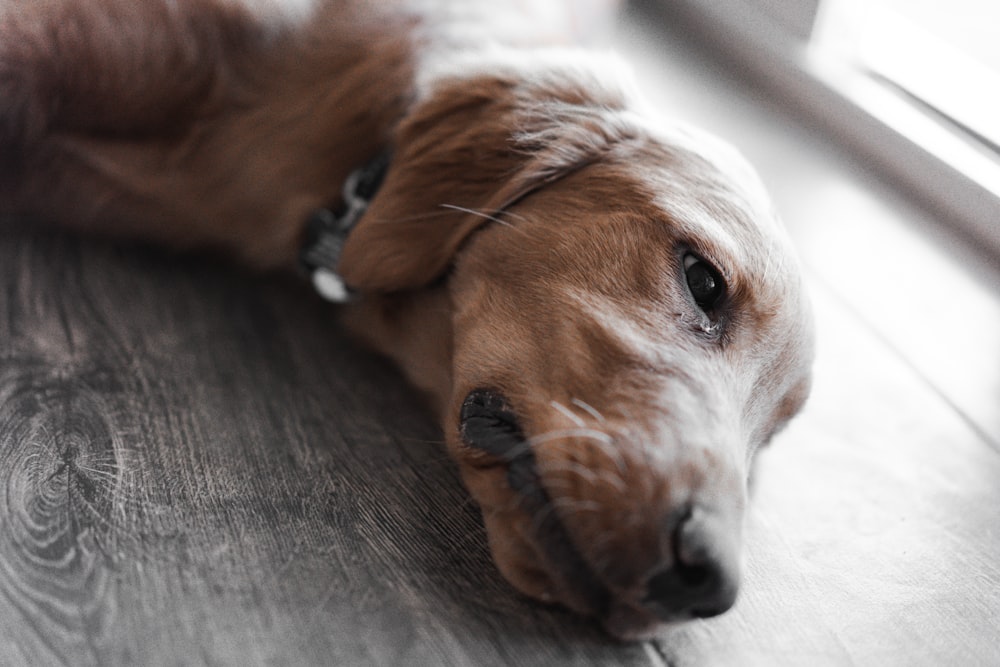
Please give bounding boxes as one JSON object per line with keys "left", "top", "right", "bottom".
{"left": 459, "top": 388, "right": 740, "bottom": 635}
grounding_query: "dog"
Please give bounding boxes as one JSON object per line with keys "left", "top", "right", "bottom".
{"left": 0, "top": 0, "right": 815, "bottom": 639}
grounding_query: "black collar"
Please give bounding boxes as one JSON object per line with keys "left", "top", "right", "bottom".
{"left": 299, "top": 152, "right": 391, "bottom": 302}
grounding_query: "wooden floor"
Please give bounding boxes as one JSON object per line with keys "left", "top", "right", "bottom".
{"left": 2, "top": 4, "right": 999, "bottom": 666}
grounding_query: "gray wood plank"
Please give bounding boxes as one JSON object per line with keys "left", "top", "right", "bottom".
{"left": 0, "top": 226, "right": 660, "bottom": 666}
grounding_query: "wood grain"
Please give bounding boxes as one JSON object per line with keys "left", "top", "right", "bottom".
{"left": 3, "top": 4, "right": 1000, "bottom": 665}
{"left": 0, "top": 227, "right": 666, "bottom": 665}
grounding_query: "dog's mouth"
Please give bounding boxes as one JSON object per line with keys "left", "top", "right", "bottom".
{"left": 458, "top": 389, "right": 611, "bottom": 616}
{"left": 458, "top": 387, "right": 741, "bottom": 638}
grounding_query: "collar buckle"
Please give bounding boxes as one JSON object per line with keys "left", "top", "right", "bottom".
{"left": 299, "top": 152, "right": 390, "bottom": 302}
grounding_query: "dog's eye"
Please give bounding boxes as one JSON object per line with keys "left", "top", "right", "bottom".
{"left": 684, "top": 254, "right": 725, "bottom": 310}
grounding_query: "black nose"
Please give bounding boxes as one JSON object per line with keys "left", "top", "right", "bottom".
{"left": 644, "top": 507, "right": 740, "bottom": 619}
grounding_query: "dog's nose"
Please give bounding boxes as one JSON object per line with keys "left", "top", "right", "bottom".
{"left": 643, "top": 506, "right": 740, "bottom": 619}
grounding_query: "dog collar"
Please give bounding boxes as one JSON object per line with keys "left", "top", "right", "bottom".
{"left": 299, "top": 152, "right": 390, "bottom": 302}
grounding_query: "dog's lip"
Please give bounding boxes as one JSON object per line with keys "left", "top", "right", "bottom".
{"left": 458, "top": 389, "right": 525, "bottom": 463}
{"left": 512, "top": 455, "right": 611, "bottom": 615}
{"left": 459, "top": 389, "right": 732, "bottom": 637}
{"left": 459, "top": 389, "right": 611, "bottom": 616}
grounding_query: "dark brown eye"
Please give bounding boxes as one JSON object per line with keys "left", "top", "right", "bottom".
{"left": 684, "top": 254, "right": 725, "bottom": 311}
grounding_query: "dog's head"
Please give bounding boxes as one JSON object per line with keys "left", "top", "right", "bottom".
{"left": 339, "top": 50, "right": 814, "bottom": 639}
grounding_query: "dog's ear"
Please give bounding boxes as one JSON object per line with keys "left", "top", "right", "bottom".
{"left": 337, "top": 58, "right": 642, "bottom": 293}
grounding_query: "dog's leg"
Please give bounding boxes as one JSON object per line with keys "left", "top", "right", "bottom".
{"left": 0, "top": 0, "right": 413, "bottom": 267}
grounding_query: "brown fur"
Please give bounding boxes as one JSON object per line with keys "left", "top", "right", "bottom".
{"left": 0, "top": 0, "right": 815, "bottom": 639}
{"left": 1, "top": 0, "right": 412, "bottom": 263}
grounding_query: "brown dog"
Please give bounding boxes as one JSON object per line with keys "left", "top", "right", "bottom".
{"left": 0, "top": 0, "right": 814, "bottom": 639}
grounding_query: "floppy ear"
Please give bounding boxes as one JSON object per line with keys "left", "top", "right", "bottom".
{"left": 336, "top": 56, "right": 642, "bottom": 293}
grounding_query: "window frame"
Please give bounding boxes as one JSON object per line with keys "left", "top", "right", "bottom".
{"left": 660, "top": 0, "right": 1000, "bottom": 257}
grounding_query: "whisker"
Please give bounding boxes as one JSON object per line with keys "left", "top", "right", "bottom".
{"left": 536, "top": 460, "right": 628, "bottom": 495}
{"left": 439, "top": 203, "right": 523, "bottom": 229}
{"left": 571, "top": 398, "right": 607, "bottom": 424}
{"left": 549, "top": 497, "right": 603, "bottom": 515}
{"left": 442, "top": 202, "right": 528, "bottom": 223}
{"left": 581, "top": 433, "right": 629, "bottom": 479}
{"left": 550, "top": 400, "right": 585, "bottom": 428}
{"left": 523, "top": 426, "right": 630, "bottom": 483}
{"left": 535, "top": 421, "right": 629, "bottom": 479}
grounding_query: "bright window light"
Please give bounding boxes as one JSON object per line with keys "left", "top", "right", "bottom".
{"left": 810, "top": 0, "right": 1000, "bottom": 200}
{"left": 813, "top": 0, "right": 1000, "bottom": 151}
{"left": 659, "top": 0, "right": 1000, "bottom": 250}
